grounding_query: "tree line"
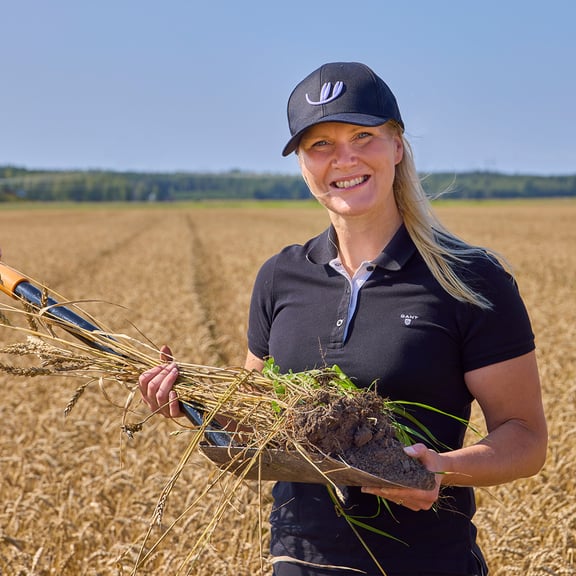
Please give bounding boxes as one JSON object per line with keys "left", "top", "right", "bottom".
{"left": 1, "top": 165, "right": 575, "bottom": 203}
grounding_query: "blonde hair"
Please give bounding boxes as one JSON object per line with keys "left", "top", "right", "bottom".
{"left": 390, "top": 121, "right": 500, "bottom": 309}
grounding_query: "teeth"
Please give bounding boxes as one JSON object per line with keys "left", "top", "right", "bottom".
{"left": 334, "top": 176, "right": 366, "bottom": 189}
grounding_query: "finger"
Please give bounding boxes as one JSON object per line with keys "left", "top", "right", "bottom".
{"left": 138, "top": 365, "right": 166, "bottom": 402}
{"left": 160, "top": 344, "right": 174, "bottom": 362}
{"left": 153, "top": 362, "right": 179, "bottom": 417}
{"left": 404, "top": 444, "right": 444, "bottom": 485}
{"left": 361, "top": 486, "right": 404, "bottom": 499}
{"left": 361, "top": 483, "right": 439, "bottom": 511}
{"left": 141, "top": 362, "right": 179, "bottom": 417}
{"left": 361, "top": 487, "right": 410, "bottom": 508}
{"left": 168, "top": 389, "right": 184, "bottom": 418}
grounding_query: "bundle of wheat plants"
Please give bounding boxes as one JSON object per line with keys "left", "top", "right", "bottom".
{"left": 1, "top": 274, "right": 437, "bottom": 575}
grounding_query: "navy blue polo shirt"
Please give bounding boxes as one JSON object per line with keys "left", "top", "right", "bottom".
{"left": 248, "top": 224, "right": 534, "bottom": 575}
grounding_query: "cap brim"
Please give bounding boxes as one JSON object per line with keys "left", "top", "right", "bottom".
{"left": 281, "top": 113, "right": 393, "bottom": 157}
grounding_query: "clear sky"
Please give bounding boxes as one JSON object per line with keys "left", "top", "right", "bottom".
{"left": 1, "top": 0, "right": 574, "bottom": 176}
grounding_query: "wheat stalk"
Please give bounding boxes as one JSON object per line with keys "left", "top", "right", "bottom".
{"left": 0, "top": 278, "right": 452, "bottom": 576}
{"left": 0, "top": 292, "right": 381, "bottom": 450}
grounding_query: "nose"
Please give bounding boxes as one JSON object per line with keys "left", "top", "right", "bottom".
{"left": 331, "top": 142, "right": 357, "bottom": 167}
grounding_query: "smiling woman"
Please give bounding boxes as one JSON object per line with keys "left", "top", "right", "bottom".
{"left": 138, "top": 62, "right": 547, "bottom": 576}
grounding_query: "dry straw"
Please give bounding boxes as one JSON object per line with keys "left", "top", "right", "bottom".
{"left": 0, "top": 274, "right": 457, "bottom": 575}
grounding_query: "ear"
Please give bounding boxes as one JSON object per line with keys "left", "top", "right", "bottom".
{"left": 297, "top": 154, "right": 309, "bottom": 186}
{"left": 393, "top": 134, "right": 404, "bottom": 165}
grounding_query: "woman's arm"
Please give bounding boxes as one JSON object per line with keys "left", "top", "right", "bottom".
{"left": 362, "top": 351, "right": 547, "bottom": 510}
{"left": 245, "top": 349, "right": 265, "bottom": 372}
{"left": 440, "top": 349, "right": 547, "bottom": 486}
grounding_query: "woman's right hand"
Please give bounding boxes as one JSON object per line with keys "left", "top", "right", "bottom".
{"left": 138, "top": 345, "right": 184, "bottom": 418}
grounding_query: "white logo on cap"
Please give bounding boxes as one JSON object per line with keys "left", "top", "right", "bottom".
{"left": 306, "top": 81, "right": 344, "bottom": 106}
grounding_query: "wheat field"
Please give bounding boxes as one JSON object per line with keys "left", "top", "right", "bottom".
{"left": 0, "top": 200, "right": 574, "bottom": 575}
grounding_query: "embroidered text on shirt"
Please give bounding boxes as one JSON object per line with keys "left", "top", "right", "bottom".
{"left": 401, "top": 313, "right": 419, "bottom": 326}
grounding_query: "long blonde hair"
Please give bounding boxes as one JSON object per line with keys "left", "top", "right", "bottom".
{"left": 391, "top": 121, "right": 501, "bottom": 309}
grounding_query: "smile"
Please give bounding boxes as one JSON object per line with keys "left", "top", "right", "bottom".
{"left": 332, "top": 176, "right": 369, "bottom": 189}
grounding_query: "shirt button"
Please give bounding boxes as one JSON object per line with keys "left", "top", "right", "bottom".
{"left": 366, "top": 265, "right": 375, "bottom": 271}
{"left": 336, "top": 319, "right": 344, "bottom": 327}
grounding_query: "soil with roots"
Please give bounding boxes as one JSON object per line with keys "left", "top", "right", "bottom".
{"left": 287, "top": 389, "right": 436, "bottom": 490}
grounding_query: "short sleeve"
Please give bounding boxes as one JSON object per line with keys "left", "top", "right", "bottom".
{"left": 247, "top": 255, "right": 277, "bottom": 360}
{"left": 460, "top": 258, "right": 535, "bottom": 372}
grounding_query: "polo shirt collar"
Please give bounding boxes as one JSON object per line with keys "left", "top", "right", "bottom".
{"left": 306, "top": 223, "right": 416, "bottom": 271}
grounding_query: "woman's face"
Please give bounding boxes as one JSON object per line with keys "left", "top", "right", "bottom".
{"left": 297, "top": 122, "right": 403, "bottom": 220}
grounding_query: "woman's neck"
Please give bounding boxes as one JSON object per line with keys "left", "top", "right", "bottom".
{"left": 330, "top": 210, "right": 403, "bottom": 275}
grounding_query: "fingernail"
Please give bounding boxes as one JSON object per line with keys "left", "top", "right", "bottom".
{"left": 404, "top": 446, "right": 417, "bottom": 456}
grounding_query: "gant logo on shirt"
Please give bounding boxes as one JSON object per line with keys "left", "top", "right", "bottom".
{"left": 401, "top": 313, "right": 419, "bottom": 326}
{"left": 306, "top": 81, "right": 345, "bottom": 106}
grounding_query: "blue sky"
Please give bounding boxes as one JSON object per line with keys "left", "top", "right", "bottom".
{"left": 1, "top": 1, "right": 574, "bottom": 176}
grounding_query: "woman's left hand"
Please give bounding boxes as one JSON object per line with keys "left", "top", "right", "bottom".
{"left": 361, "top": 443, "right": 444, "bottom": 511}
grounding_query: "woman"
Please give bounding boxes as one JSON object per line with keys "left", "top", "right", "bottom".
{"left": 139, "top": 62, "right": 547, "bottom": 575}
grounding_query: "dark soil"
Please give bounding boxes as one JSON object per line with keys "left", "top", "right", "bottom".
{"left": 286, "top": 389, "right": 436, "bottom": 490}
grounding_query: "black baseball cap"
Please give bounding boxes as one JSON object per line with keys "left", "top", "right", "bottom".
{"left": 282, "top": 62, "right": 404, "bottom": 156}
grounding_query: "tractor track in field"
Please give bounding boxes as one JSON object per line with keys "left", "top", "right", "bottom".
{"left": 184, "top": 213, "right": 235, "bottom": 367}
{"left": 44, "top": 212, "right": 162, "bottom": 290}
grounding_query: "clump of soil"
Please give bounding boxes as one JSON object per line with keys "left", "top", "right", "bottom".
{"left": 286, "top": 389, "right": 435, "bottom": 490}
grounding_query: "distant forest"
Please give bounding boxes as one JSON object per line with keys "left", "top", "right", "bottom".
{"left": 1, "top": 165, "right": 575, "bottom": 203}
